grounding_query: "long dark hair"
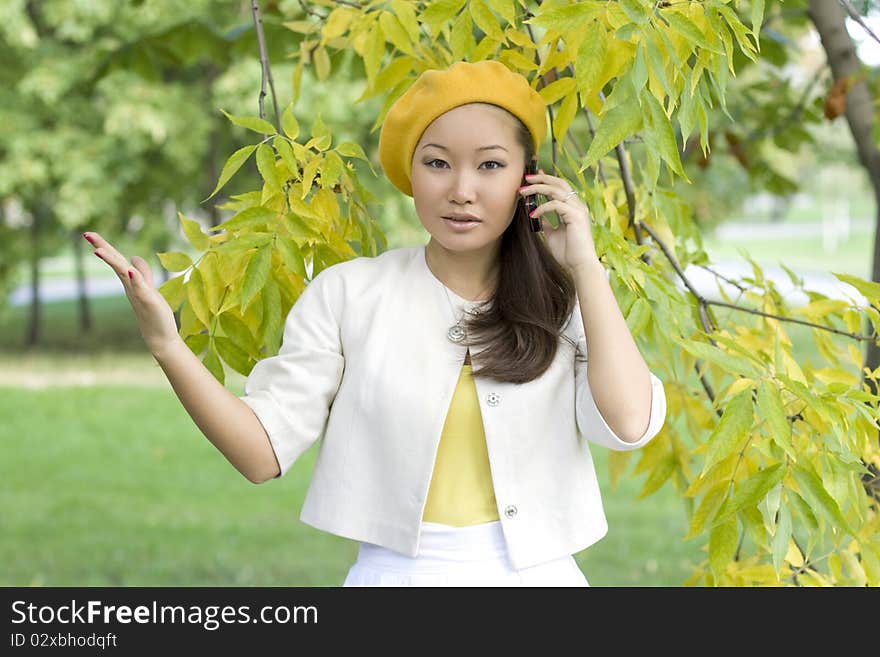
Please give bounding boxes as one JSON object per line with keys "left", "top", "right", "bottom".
{"left": 464, "top": 106, "right": 587, "bottom": 384}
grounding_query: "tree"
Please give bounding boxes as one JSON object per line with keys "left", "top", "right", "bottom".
{"left": 159, "top": 0, "right": 879, "bottom": 586}
{"left": 0, "top": 0, "right": 298, "bottom": 345}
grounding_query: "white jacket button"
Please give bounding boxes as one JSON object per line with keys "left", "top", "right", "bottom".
{"left": 487, "top": 392, "right": 501, "bottom": 406}
{"left": 504, "top": 504, "right": 517, "bottom": 518}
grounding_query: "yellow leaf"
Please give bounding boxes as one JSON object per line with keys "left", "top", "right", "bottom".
{"left": 780, "top": 348, "right": 807, "bottom": 385}
{"left": 722, "top": 377, "right": 754, "bottom": 399}
{"left": 379, "top": 10, "right": 416, "bottom": 56}
{"left": 552, "top": 91, "right": 578, "bottom": 146}
{"left": 785, "top": 538, "right": 803, "bottom": 567}
{"left": 538, "top": 76, "right": 577, "bottom": 105}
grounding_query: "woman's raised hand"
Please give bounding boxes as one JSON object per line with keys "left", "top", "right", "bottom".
{"left": 82, "top": 232, "right": 181, "bottom": 358}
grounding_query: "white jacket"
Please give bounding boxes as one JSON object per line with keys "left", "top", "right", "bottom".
{"left": 239, "top": 244, "right": 666, "bottom": 569}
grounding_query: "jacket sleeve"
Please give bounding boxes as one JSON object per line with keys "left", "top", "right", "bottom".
{"left": 239, "top": 266, "right": 345, "bottom": 478}
{"left": 570, "top": 293, "right": 667, "bottom": 451}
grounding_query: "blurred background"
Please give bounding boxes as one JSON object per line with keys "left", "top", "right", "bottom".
{"left": 1, "top": 0, "right": 878, "bottom": 586}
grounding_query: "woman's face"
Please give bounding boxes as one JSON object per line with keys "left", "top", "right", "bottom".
{"left": 410, "top": 103, "right": 525, "bottom": 252}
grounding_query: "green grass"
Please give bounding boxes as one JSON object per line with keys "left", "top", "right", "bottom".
{"left": 702, "top": 229, "right": 874, "bottom": 279}
{"left": 0, "top": 383, "right": 702, "bottom": 587}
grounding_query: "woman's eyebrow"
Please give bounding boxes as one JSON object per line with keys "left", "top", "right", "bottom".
{"left": 420, "top": 143, "right": 508, "bottom": 152}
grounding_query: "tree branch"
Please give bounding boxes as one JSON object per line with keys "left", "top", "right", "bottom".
{"left": 251, "top": 0, "right": 281, "bottom": 132}
{"left": 839, "top": 0, "right": 880, "bottom": 47}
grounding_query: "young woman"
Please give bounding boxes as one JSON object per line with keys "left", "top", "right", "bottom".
{"left": 84, "top": 60, "right": 666, "bottom": 587}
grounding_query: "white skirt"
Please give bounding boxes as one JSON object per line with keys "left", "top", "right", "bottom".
{"left": 342, "top": 520, "right": 589, "bottom": 587}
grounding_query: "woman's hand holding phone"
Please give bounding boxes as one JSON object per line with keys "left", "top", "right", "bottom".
{"left": 519, "top": 163, "right": 601, "bottom": 273}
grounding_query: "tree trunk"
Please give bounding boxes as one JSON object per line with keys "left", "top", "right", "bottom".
{"left": 73, "top": 228, "right": 92, "bottom": 333}
{"left": 26, "top": 205, "right": 43, "bottom": 348}
{"left": 206, "top": 62, "right": 222, "bottom": 229}
{"left": 808, "top": 0, "right": 880, "bottom": 394}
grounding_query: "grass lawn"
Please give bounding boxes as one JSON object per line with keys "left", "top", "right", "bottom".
{"left": 0, "top": 383, "right": 702, "bottom": 587}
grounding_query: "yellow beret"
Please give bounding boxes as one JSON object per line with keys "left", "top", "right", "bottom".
{"left": 378, "top": 60, "right": 547, "bottom": 197}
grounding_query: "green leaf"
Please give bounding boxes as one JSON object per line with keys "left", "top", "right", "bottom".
{"left": 625, "top": 296, "right": 652, "bottom": 337}
{"left": 450, "top": 8, "right": 476, "bottom": 62}
{"left": 677, "top": 337, "right": 760, "bottom": 379}
{"left": 638, "top": 454, "right": 674, "bottom": 499}
{"left": 212, "top": 232, "right": 274, "bottom": 256}
{"left": 756, "top": 379, "right": 796, "bottom": 460}
{"left": 309, "top": 113, "right": 332, "bottom": 152}
{"left": 275, "top": 237, "right": 306, "bottom": 277}
{"left": 701, "top": 389, "right": 753, "bottom": 475}
{"left": 469, "top": 0, "right": 504, "bottom": 41}
{"left": 379, "top": 10, "right": 416, "bottom": 55}
{"left": 712, "top": 463, "right": 786, "bottom": 526}
{"left": 391, "top": 0, "right": 421, "bottom": 43}
{"left": 421, "top": 0, "right": 467, "bottom": 26}
{"left": 214, "top": 335, "right": 253, "bottom": 377}
{"left": 485, "top": 0, "right": 516, "bottom": 26}
{"left": 218, "top": 312, "right": 255, "bottom": 351}
{"left": 186, "top": 266, "right": 211, "bottom": 328}
{"left": 321, "top": 151, "right": 345, "bottom": 189}
{"left": 261, "top": 277, "right": 283, "bottom": 353}
{"left": 709, "top": 516, "right": 737, "bottom": 584}
{"left": 575, "top": 20, "right": 607, "bottom": 98}
{"left": 580, "top": 95, "right": 642, "bottom": 172}
{"left": 274, "top": 136, "right": 298, "bottom": 176}
{"left": 157, "top": 251, "right": 193, "bottom": 273}
{"left": 203, "top": 341, "right": 225, "bottom": 385}
{"left": 336, "top": 141, "right": 369, "bottom": 161}
{"left": 832, "top": 272, "right": 880, "bottom": 304}
{"left": 664, "top": 9, "right": 716, "bottom": 52}
{"left": 256, "top": 143, "right": 281, "bottom": 192}
{"left": 184, "top": 333, "right": 209, "bottom": 356}
{"left": 213, "top": 206, "right": 277, "bottom": 233}
{"left": 686, "top": 482, "right": 727, "bottom": 540}
{"left": 219, "top": 109, "right": 277, "bottom": 135}
{"left": 751, "top": 0, "right": 765, "bottom": 39}
{"left": 646, "top": 27, "right": 673, "bottom": 95}
{"left": 240, "top": 246, "right": 272, "bottom": 313}
{"left": 771, "top": 502, "right": 792, "bottom": 578}
{"left": 620, "top": 0, "right": 650, "bottom": 25}
{"left": 641, "top": 89, "right": 687, "bottom": 179}
{"left": 538, "top": 76, "right": 577, "bottom": 105}
{"left": 716, "top": 4, "right": 757, "bottom": 60}
{"left": 205, "top": 144, "right": 257, "bottom": 201}
{"left": 786, "top": 488, "right": 818, "bottom": 532}
{"left": 281, "top": 102, "right": 300, "bottom": 140}
{"left": 526, "top": 1, "right": 603, "bottom": 31}
{"left": 631, "top": 39, "right": 648, "bottom": 94}
{"left": 791, "top": 463, "right": 853, "bottom": 536}
{"left": 158, "top": 273, "right": 186, "bottom": 311}
{"left": 178, "top": 213, "right": 210, "bottom": 251}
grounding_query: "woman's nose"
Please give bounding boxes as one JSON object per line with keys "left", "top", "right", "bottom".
{"left": 448, "top": 173, "right": 478, "bottom": 202}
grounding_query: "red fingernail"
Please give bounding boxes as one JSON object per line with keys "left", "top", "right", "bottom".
{"left": 83, "top": 233, "right": 94, "bottom": 244}
{"left": 94, "top": 251, "right": 104, "bottom": 260}
{"left": 128, "top": 270, "right": 133, "bottom": 279}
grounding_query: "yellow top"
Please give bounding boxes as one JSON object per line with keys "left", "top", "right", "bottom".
{"left": 422, "top": 363, "right": 500, "bottom": 526}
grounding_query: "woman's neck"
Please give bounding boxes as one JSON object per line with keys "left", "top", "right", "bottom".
{"left": 425, "top": 240, "right": 499, "bottom": 301}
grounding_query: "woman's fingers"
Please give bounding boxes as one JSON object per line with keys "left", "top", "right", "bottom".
{"left": 83, "top": 232, "right": 128, "bottom": 275}
{"left": 129, "top": 255, "right": 154, "bottom": 288}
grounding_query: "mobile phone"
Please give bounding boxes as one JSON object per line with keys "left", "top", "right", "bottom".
{"left": 522, "top": 160, "right": 542, "bottom": 232}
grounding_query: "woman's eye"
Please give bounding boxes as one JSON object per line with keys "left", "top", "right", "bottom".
{"left": 425, "top": 159, "right": 505, "bottom": 169}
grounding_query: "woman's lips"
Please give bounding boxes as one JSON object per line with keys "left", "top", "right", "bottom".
{"left": 444, "top": 217, "right": 481, "bottom": 231}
